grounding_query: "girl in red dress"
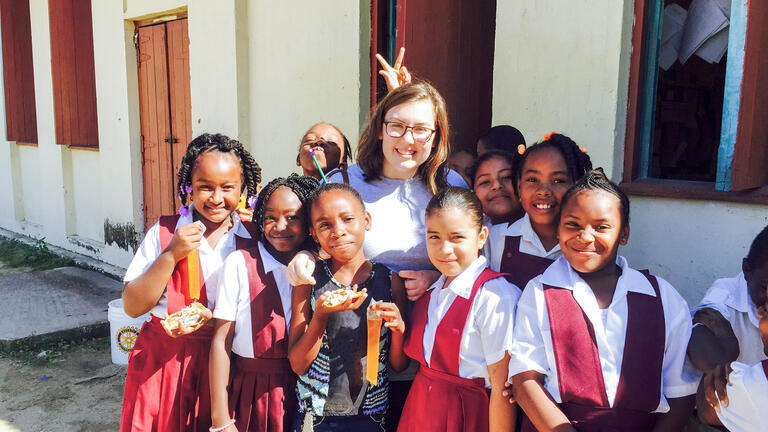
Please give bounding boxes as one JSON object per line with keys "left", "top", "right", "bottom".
{"left": 121, "top": 133, "right": 261, "bottom": 432}
{"left": 398, "top": 187, "right": 519, "bottom": 431}
{"left": 209, "top": 174, "right": 319, "bottom": 432}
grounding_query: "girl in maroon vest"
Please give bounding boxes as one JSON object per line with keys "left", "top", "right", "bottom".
{"left": 486, "top": 133, "right": 592, "bottom": 291}
{"left": 398, "top": 187, "right": 519, "bottom": 432}
{"left": 209, "top": 174, "right": 319, "bottom": 432}
{"left": 510, "top": 169, "right": 698, "bottom": 432}
{"left": 121, "top": 133, "right": 262, "bottom": 432}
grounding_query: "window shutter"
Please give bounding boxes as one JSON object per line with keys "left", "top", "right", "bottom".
{"left": 48, "top": 0, "right": 98, "bottom": 147}
{"left": 731, "top": 1, "right": 768, "bottom": 191}
{"left": 0, "top": 0, "right": 37, "bottom": 143}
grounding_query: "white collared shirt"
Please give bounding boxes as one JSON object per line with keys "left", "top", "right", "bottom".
{"left": 123, "top": 206, "right": 253, "bottom": 317}
{"left": 508, "top": 256, "right": 699, "bottom": 412}
{"left": 213, "top": 241, "right": 292, "bottom": 358}
{"left": 486, "top": 214, "right": 562, "bottom": 272}
{"left": 694, "top": 273, "right": 766, "bottom": 364}
{"left": 421, "top": 256, "right": 521, "bottom": 388}
{"left": 715, "top": 361, "right": 768, "bottom": 431}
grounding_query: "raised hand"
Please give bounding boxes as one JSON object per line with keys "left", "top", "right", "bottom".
{"left": 165, "top": 223, "right": 204, "bottom": 262}
{"left": 315, "top": 286, "right": 369, "bottom": 318}
{"left": 376, "top": 47, "right": 411, "bottom": 92}
{"left": 369, "top": 302, "right": 405, "bottom": 334}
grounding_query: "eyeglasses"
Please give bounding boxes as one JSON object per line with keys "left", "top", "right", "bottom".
{"left": 383, "top": 121, "right": 436, "bottom": 142}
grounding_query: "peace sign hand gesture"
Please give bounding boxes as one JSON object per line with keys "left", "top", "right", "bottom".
{"left": 376, "top": 47, "right": 411, "bottom": 92}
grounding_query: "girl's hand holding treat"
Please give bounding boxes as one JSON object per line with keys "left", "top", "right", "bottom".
{"left": 315, "top": 286, "right": 368, "bottom": 317}
{"left": 165, "top": 221, "right": 205, "bottom": 262}
{"left": 369, "top": 301, "right": 405, "bottom": 334}
{"left": 161, "top": 301, "right": 213, "bottom": 338}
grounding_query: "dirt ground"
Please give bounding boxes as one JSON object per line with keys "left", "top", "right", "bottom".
{"left": 0, "top": 338, "right": 125, "bottom": 432}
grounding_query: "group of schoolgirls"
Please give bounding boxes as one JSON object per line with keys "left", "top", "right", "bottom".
{"left": 119, "top": 104, "right": 768, "bottom": 431}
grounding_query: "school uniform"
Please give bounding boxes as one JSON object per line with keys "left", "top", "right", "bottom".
{"left": 694, "top": 273, "right": 767, "bottom": 364}
{"left": 121, "top": 209, "right": 257, "bottom": 432}
{"left": 714, "top": 360, "right": 768, "bottom": 431}
{"left": 487, "top": 214, "right": 561, "bottom": 290}
{"left": 398, "top": 256, "right": 521, "bottom": 432}
{"left": 509, "top": 256, "right": 698, "bottom": 431}
{"left": 214, "top": 241, "right": 294, "bottom": 432}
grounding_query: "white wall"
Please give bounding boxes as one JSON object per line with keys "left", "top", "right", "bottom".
{"left": 0, "top": 0, "right": 370, "bottom": 270}
{"left": 492, "top": 0, "right": 634, "bottom": 179}
{"left": 246, "top": 1, "right": 370, "bottom": 182}
{"left": 491, "top": 0, "right": 768, "bottom": 305}
{"left": 624, "top": 198, "right": 768, "bottom": 306}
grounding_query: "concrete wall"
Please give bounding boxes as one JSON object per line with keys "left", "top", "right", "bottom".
{"left": 0, "top": 0, "right": 369, "bottom": 270}
{"left": 492, "top": 0, "right": 634, "bottom": 179}
{"left": 491, "top": 0, "right": 765, "bottom": 305}
{"left": 245, "top": 1, "right": 370, "bottom": 182}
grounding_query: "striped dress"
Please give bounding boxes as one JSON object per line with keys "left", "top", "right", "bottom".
{"left": 295, "top": 260, "right": 392, "bottom": 417}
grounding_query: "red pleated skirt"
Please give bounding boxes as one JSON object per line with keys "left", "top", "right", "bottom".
{"left": 228, "top": 354, "right": 296, "bottom": 432}
{"left": 120, "top": 316, "right": 214, "bottom": 432}
{"left": 397, "top": 365, "right": 489, "bottom": 432}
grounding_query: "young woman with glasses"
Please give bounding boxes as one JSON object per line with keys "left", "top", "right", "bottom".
{"left": 286, "top": 81, "right": 467, "bottom": 431}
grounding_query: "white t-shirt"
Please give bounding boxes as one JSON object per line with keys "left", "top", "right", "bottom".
{"left": 694, "top": 273, "right": 766, "bottom": 364}
{"left": 715, "top": 361, "right": 768, "bottom": 431}
{"left": 508, "top": 256, "right": 699, "bottom": 412}
{"left": 422, "top": 256, "right": 520, "bottom": 388}
{"left": 486, "top": 213, "right": 562, "bottom": 272}
{"left": 213, "top": 241, "right": 293, "bottom": 358}
{"left": 328, "top": 164, "right": 467, "bottom": 273}
{"left": 123, "top": 208, "right": 253, "bottom": 317}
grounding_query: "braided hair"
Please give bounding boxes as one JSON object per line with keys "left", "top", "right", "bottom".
{"left": 512, "top": 132, "right": 592, "bottom": 197}
{"left": 253, "top": 174, "right": 320, "bottom": 245}
{"left": 177, "top": 133, "right": 262, "bottom": 208}
{"left": 560, "top": 168, "right": 630, "bottom": 228}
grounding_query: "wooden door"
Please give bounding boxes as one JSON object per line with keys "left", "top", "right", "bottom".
{"left": 372, "top": 0, "right": 497, "bottom": 152}
{"left": 137, "top": 18, "right": 191, "bottom": 231}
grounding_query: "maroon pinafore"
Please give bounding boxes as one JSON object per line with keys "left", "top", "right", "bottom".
{"left": 397, "top": 269, "right": 505, "bottom": 432}
{"left": 227, "top": 245, "right": 295, "bottom": 432}
{"left": 121, "top": 215, "right": 258, "bottom": 432}
{"left": 499, "top": 236, "right": 554, "bottom": 290}
{"left": 521, "top": 270, "right": 665, "bottom": 432}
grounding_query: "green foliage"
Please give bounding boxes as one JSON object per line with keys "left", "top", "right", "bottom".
{"left": 0, "top": 237, "right": 74, "bottom": 271}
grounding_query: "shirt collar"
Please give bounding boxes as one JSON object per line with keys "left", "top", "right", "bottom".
{"left": 504, "top": 214, "right": 561, "bottom": 256}
{"left": 726, "top": 272, "right": 756, "bottom": 314}
{"left": 429, "top": 256, "right": 488, "bottom": 299}
{"left": 181, "top": 204, "right": 252, "bottom": 239}
{"left": 541, "top": 255, "right": 657, "bottom": 297}
{"left": 258, "top": 241, "right": 285, "bottom": 274}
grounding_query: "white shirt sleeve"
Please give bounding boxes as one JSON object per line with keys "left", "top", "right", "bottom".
{"left": 716, "top": 361, "right": 768, "bottom": 432}
{"left": 213, "top": 252, "right": 247, "bottom": 322}
{"left": 508, "top": 278, "right": 550, "bottom": 379}
{"left": 123, "top": 222, "right": 162, "bottom": 282}
{"left": 694, "top": 279, "right": 735, "bottom": 322}
{"left": 476, "top": 278, "right": 520, "bottom": 366}
{"left": 659, "top": 277, "right": 701, "bottom": 398}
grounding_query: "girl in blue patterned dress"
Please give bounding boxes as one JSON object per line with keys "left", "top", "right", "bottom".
{"left": 288, "top": 183, "right": 409, "bottom": 432}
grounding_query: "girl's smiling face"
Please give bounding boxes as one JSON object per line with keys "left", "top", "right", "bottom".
{"left": 310, "top": 189, "right": 370, "bottom": 263}
{"left": 190, "top": 150, "right": 243, "bottom": 227}
{"left": 380, "top": 99, "right": 436, "bottom": 179}
{"left": 426, "top": 206, "right": 488, "bottom": 287}
{"left": 262, "top": 186, "right": 308, "bottom": 253}
{"left": 473, "top": 156, "right": 519, "bottom": 221}
{"left": 558, "top": 189, "right": 629, "bottom": 274}
{"left": 518, "top": 147, "right": 572, "bottom": 231}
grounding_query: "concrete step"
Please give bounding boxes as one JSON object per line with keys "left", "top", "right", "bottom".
{"left": 0, "top": 266, "right": 123, "bottom": 350}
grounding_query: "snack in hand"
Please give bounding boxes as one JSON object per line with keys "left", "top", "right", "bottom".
{"left": 161, "top": 301, "right": 212, "bottom": 336}
{"left": 323, "top": 288, "right": 365, "bottom": 307}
